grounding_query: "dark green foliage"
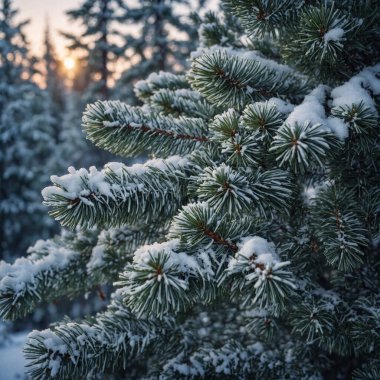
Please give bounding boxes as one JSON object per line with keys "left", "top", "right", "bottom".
{"left": 0, "top": 1, "right": 379, "bottom": 379}
{"left": 190, "top": 51, "right": 307, "bottom": 109}
{"left": 83, "top": 101, "right": 210, "bottom": 157}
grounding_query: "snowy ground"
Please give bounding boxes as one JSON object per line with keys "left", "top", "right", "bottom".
{"left": 0, "top": 332, "right": 28, "bottom": 380}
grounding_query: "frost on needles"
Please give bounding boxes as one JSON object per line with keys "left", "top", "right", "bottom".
{"left": 1, "top": 1, "right": 380, "bottom": 379}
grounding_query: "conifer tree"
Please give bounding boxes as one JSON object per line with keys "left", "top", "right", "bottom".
{"left": 43, "top": 21, "right": 66, "bottom": 135}
{"left": 62, "top": 0, "right": 125, "bottom": 100}
{"left": 61, "top": 0, "right": 128, "bottom": 167}
{"left": 115, "top": 0, "right": 202, "bottom": 103}
{"left": 42, "top": 20, "right": 94, "bottom": 170}
{"left": 1, "top": 1, "right": 380, "bottom": 379}
{"left": 0, "top": 0, "right": 59, "bottom": 260}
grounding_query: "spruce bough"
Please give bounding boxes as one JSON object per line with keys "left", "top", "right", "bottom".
{"left": 1, "top": 1, "right": 380, "bottom": 379}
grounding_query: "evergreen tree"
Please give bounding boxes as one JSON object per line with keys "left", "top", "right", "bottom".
{"left": 115, "top": 0, "right": 202, "bottom": 103}
{"left": 0, "top": 0, "right": 59, "bottom": 260}
{"left": 1, "top": 1, "right": 380, "bottom": 379}
{"left": 42, "top": 20, "right": 94, "bottom": 169}
{"left": 43, "top": 20, "right": 66, "bottom": 134}
{"left": 62, "top": 0, "right": 125, "bottom": 100}
{"left": 61, "top": 0, "right": 128, "bottom": 168}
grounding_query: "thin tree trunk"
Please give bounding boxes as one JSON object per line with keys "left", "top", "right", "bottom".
{"left": 100, "top": 0, "right": 109, "bottom": 98}
{"left": 154, "top": 0, "right": 167, "bottom": 72}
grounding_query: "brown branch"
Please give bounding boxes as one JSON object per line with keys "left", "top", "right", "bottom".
{"left": 201, "top": 225, "right": 238, "bottom": 253}
{"left": 120, "top": 122, "right": 209, "bottom": 142}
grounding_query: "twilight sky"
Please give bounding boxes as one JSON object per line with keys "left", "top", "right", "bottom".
{"left": 14, "top": 0, "right": 81, "bottom": 59}
{"left": 13, "top": 0, "right": 218, "bottom": 60}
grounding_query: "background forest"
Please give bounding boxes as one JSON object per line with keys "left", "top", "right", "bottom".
{"left": 0, "top": 1, "right": 211, "bottom": 377}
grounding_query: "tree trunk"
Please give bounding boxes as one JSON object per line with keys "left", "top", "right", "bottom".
{"left": 100, "top": 0, "right": 109, "bottom": 98}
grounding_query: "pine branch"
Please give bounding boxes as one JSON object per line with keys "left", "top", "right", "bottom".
{"left": 224, "top": 236, "right": 296, "bottom": 315}
{"left": 42, "top": 157, "right": 192, "bottom": 230}
{"left": 0, "top": 224, "right": 167, "bottom": 322}
{"left": 83, "top": 101, "right": 210, "bottom": 157}
{"left": 223, "top": 0, "right": 299, "bottom": 38}
{"left": 88, "top": 224, "right": 169, "bottom": 283}
{"left": 0, "top": 230, "right": 97, "bottom": 320}
{"left": 190, "top": 50, "right": 306, "bottom": 109}
{"left": 118, "top": 250, "right": 193, "bottom": 319}
{"left": 24, "top": 297, "right": 172, "bottom": 380}
{"left": 117, "top": 239, "right": 215, "bottom": 319}
{"left": 310, "top": 185, "right": 369, "bottom": 272}
{"left": 270, "top": 122, "right": 340, "bottom": 174}
{"left": 241, "top": 100, "right": 286, "bottom": 143}
{"left": 149, "top": 88, "right": 216, "bottom": 120}
{"left": 210, "top": 108, "right": 261, "bottom": 167}
{"left": 194, "top": 165, "right": 293, "bottom": 216}
{"left": 290, "top": 298, "right": 337, "bottom": 344}
{"left": 199, "top": 11, "right": 240, "bottom": 48}
{"left": 170, "top": 202, "right": 253, "bottom": 252}
{"left": 134, "top": 71, "right": 190, "bottom": 101}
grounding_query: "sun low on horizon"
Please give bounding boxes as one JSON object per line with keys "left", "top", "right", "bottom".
{"left": 63, "top": 56, "right": 76, "bottom": 71}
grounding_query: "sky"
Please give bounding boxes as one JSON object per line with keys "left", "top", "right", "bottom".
{"left": 14, "top": 0, "right": 80, "bottom": 59}
{"left": 14, "top": 0, "right": 218, "bottom": 60}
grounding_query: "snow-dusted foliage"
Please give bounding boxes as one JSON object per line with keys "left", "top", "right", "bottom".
{"left": 62, "top": 0, "right": 125, "bottom": 100}
{"left": 1, "top": 1, "right": 380, "bottom": 379}
{"left": 115, "top": 0, "right": 203, "bottom": 103}
{"left": 0, "top": 0, "right": 61, "bottom": 259}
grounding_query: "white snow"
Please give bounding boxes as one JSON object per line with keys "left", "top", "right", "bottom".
{"left": 283, "top": 66, "right": 380, "bottom": 141}
{"left": 228, "top": 236, "right": 294, "bottom": 290}
{"left": 87, "top": 245, "right": 105, "bottom": 270}
{"left": 191, "top": 45, "right": 304, "bottom": 78}
{"left": 237, "top": 236, "right": 278, "bottom": 261}
{"left": 331, "top": 64, "right": 380, "bottom": 114}
{"left": 40, "top": 329, "right": 68, "bottom": 355}
{"left": 285, "top": 85, "right": 350, "bottom": 140}
{"left": 286, "top": 85, "right": 329, "bottom": 127}
{"left": 132, "top": 239, "right": 199, "bottom": 275}
{"left": 103, "top": 120, "right": 120, "bottom": 127}
{"left": 42, "top": 156, "right": 190, "bottom": 202}
{"left": 326, "top": 117, "right": 349, "bottom": 140}
{"left": 0, "top": 240, "right": 78, "bottom": 294}
{"left": 268, "top": 97, "right": 294, "bottom": 114}
{"left": 324, "top": 28, "right": 345, "bottom": 43}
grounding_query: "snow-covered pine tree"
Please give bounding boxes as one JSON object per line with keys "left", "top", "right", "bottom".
{"left": 1, "top": 0, "right": 380, "bottom": 378}
{"left": 61, "top": 0, "right": 129, "bottom": 168}
{"left": 0, "top": 0, "right": 60, "bottom": 260}
{"left": 114, "top": 0, "right": 203, "bottom": 103}
{"left": 42, "top": 20, "right": 66, "bottom": 139}
{"left": 42, "top": 20, "right": 93, "bottom": 170}
{"left": 62, "top": 0, "right": 125, "bottom": 101}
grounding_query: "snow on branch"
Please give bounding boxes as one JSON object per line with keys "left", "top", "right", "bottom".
{"left": 42, "top": 156, "right": 192, "bottom": 230}
{"left": 0, "top": 230, "right": 97, "bottom": 320}
{"left": 195, "top": 165, "right": 293, "bottom": 217}
{"left": 83, "top": 100, "right": 209, "bottom": 157}
{"left": 88, "top": 224, "right": 168, "bottom": 283}
{"left": 190, "top": 49, "right": 307, "bottom": 109}
{"left": 150, "top": 88, "right": 216, "bottom": 120}
{"left": 283, "top": 65, "right": 380, "bottom": 143}
{"left": 117, "top": 239, "right": 213, "bottom": 319}
{"left": 225, "top": 236, "right": 296, "bottom": 314}
{"left": 24, "top": 296, "right": 170, "bottom": 379}
{"left": 134, "top": 71, "right": 190, "bottom": 101}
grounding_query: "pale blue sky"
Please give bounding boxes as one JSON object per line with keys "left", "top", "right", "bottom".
{"left": 14, "top": 0, "right": 218, "bottom": 59}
